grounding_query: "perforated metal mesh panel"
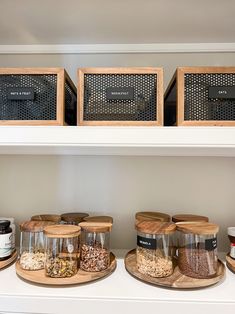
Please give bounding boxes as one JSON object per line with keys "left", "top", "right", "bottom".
{"left": 83, "top": 73, "right": 157, "bottom": 121}
{"left": 65, "top": 79, "right": 77, "bottom": 125}
{"left": 184, "top": 73, "right": 235, "bottom": 121}
{"left": 0, "top": 74, "right": 57, "bottom": 120}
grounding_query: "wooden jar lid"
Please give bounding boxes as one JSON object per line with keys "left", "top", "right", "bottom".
{"left": 135, "top": 211, "right": 171, "bottom": 223}
{"left": 176, "top": 222, "right": 219, "bottom": 235}
{"left": 172, "top": 214, "right": 209, "bottom": 223}
{"left": 43, "top": 225, "right": 80, "bottom": 238}
{"left": 83, "top": 216, "right": 113, "bottom": 224}
{"left": 20, "top": 220, "right": 56, "bottom": 232}
{"left": 79, "top": 222, "right": 112, "bottom": 233}
{"left": 135, "top": 221, "right": 176, "bottom": 235}
{"left": 61, "top": 212, "right": 89, "bottom": 223}
{"left": 31, "top": 214, "right": 61, "bottom": 223}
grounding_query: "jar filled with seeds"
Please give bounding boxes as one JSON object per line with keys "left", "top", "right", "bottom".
{"left": 135, "top": 211, "right": 171, "bottom": 224}
{"left": 79, "top": 222, "right": 112, "bottom": 272}
{"left": 44, "top": 225, "right": 80, "bottom": 278}
{"left": 19, "top": 220, "right": 55, "bottom": 270}
{"left": 31, "top": 214, "right": 61, "bottom": 223}
{"left": 61, "top": 212, "right": 89, "bottom": 225}
{"left": 136, "top": 220, "right": 176, "bottom": 278}
{"left": 177, "top": 222, "right": 219, "bottom": 279}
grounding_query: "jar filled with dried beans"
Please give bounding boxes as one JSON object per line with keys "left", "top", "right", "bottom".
{"left": 136, "top": 221, "right": 176, "bottom": 278}
{"left": 44, "top": 225, "right": 80, "bottom": 278}
{"left": 19, "top": 220, "right": 55, "bottom": 270}
{"left": 177, "top": 222, "right": 219, "bottom": 279}
{"left": 79, "top": 222, "right": 112, "bottom": 272}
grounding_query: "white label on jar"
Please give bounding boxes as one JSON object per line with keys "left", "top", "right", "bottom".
{"left": 230, "top": 243, "right": 235, "bottom": 259}
{"left": 0, "top": 232, "right": 12, "bottom": 258}
{"left": 67, "top": 244, "right": 74, "bottom": 253}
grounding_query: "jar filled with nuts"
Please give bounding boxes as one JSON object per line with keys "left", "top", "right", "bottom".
{"left": 44, "top": 225, "right": 80, "bottom": 278}
{"left": 136, "top": 220, "right": 176, "bottom": 278}
{"left": 177, "top": 222, "right": 219, "bottom": 279}
{"left": 79, "top": 222, "right": 112, "bottom": 272}
{"left": 19, "top": 220, "right": 55, "bottom": 270}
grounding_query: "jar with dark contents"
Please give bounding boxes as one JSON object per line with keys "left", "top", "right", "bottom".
{"left": 0, "top": 220, "right": 12, "bottom": 261}
{"left": 61, "top": 212, "right": 89, "bottom": 225}
{"left": 177, "top": 222, "right": 219, "bottom": 279}
{"left": 79, "top": 222, "right": 112, "bottom": 272}
{"left": 227, "top": 227, "right": 235, "bottom": 259}
{"left": 44, "top": 225, "right": 80, "bottom": 278}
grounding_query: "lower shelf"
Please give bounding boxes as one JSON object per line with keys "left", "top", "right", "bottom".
{"left": 0, "top": 250, "right": 234, "bottom": 314}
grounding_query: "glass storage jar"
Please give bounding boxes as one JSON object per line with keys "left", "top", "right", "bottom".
{"left": 44, "top": 225, "right": 80, "bottom": 278}
{"left": 83, "top": 216, "right": 113, "bottom": 224}
{"left": 19, "top": 220, "right": 54, "bottom": 270}
{"left": 136, "top": 221, "right": 176, "bottom": 278}
{"left": 135, "top": 211, "right": 171, "bottom": 224}
{"left": 177, "top": 222, "right": 219, "bottom": 279}
{"left": 31, "top": 214, "right": 61, "bottom": 223}
{"left": 79, "top": 222, "right": 112, "bottom": 272}
{"left": 0, "top": 220, "right": 13, "bottom": 261}
{"left": 61, "top": 212, "right": 89, "bottom": 225}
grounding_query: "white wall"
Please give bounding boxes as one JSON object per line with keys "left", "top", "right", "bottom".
{"left": 0, "top": 52, "right": 235, "bottom": 251}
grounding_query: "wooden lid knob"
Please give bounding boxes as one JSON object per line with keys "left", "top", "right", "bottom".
{"left": 135, "top": 211, "right": 171, "bottom": 223}
{"left": 31, "top": 214, "right": 61, "bottom": 223}
{"left": 20, "top": 220, "right": 56, "bottom": 232}
{"left": 79, "top": 222, "right": 112, "bottom": 233}
{"left": 43, "top": 225, "right": 80, "bottom": 238}
{"left": 135, "top": 221, "right": 176, "bottom": 235}
{"left": 176, "top": 222, "right": 219, "bottom": 235}
{"left": 61, "top": 212, "right": 89, "bottom": 223}
{"left": 172, "top": 214, "right": 209, "bottom": 223}
{"left": 83, "top": 216, "right": 113, "bottom": 224}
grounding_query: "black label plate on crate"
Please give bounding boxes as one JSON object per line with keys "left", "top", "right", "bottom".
{"left": 205, "top": 237, "right": 217, "bottom": 251}
{"left": 106, "top": 87, "right": 134, "bottom": 100}
{"left": 7, "top": 88, "right": 35, "bottom": 100}
{"left": 208, "top": 86, "right": 235, "bottom": 99}
{"left": 137, "top": 235, "right": 156, "bottom": 250}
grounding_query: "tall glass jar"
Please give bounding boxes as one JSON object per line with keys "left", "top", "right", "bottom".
{"left": 177, "top": 222, "right": 219, "bottom": 278}
{"left": 44, "top": 225, "right": 80, "bottom": 278}
{"left": 79, "top": 222, "right": 112, "bottom": 272}
{"left": 136, "top": 221, "right": 176, "bottom": 278}
{"left": 19, "top": 220, "right": 55, "bottom": 270}
{"left": 61, "top": 212, "right": 89, "bottom": 225}
{"left": 135, "top": 211, "right": 171, "bottom": 224}
{"left": 31, "top": 214, "right": 61, "bottom": 223}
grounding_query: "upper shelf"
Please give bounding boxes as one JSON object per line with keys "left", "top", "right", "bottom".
{"left": 0, "top": 126, "right": 235, "bottom": 156}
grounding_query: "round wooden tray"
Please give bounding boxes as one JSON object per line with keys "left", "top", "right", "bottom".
{"left": 226, "top": 253, "right": 235, "bottom": 273}
{"left": 16, "top": 252, "right": 116, "bottom": 286}
{"left": 125, "top": 249, "right": 225, "bottom": 289}
{"left": 0, "top": 250, "right": 17, "bottom": 270}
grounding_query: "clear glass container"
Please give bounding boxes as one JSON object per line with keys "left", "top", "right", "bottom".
{"left": 79, "top": 222, "right": 112, "bottom": 272}
{"left": 136, "top": 221, "right": 176, "bottom": 278}
{"left": 44, "top": 225, "right": 80, "bottom": 278}
{"left": 61, "top": 212, "right": 89, "bottom": 225}
{"left": 177, "top": 222, "right": 219, "bottom": 279}
{"left": 19, "top": 221, "right": 54, "bottom": 270}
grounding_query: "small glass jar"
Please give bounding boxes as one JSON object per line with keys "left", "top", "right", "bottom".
{"left": 177, "top": 222, "right": 219, "bottom": 279}
{"left": 136, "top": 221, "right": 176, "bottom": 278}
{"left": 0, "top": 220, "right": 13, "bottom": 261}
{"left": 83, "top": 216, "right": 113, "bottom": 224}
{"left": 61, "top": 212, "right": 89, "bottom": 225}
{"left": 79, "top": 222, "right": 112, "bottom": 272}
{"left": 135, "top": 211, "right": 171, "bottom": 224}
{"left": 44, "top": 225, "right": 80, "bottom": 278}
{"left": 19, "top": 220, "right": 54, "bottom": 270}
{"left": 227, "top": 227, "right": 235, "bottom": 259}
{"left": 31, "top": 214, "right": 61, "bottom": 223}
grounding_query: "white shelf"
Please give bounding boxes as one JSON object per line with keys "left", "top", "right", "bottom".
{"left": 0, "top": 251, "right": 234, "bottom": 314}
{"left": 0, "top": 126, "right": 235, "bottom": 156}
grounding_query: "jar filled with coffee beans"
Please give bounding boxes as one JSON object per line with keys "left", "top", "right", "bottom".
{"left": 177, "top": 222, "right": 219, "bottom": 279}
{"left": 44, "top": 225, "right": 80, "bottom": 278}
{"left": 19, "top": 220, "right": 55, "bottom": 270}
{"left": 79, "top": 222, "right": 112, "bottom": 272}
{"left": 136, "top": 220, "right": 176, "bottom": 278}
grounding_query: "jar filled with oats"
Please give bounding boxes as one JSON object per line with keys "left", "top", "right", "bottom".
{"left": 177, "top": 222, "right": 219, "bottom": 279}
{"left": 19, "top": 220, "right": 55, "bottom": 270}
{"left": 136, "top": 220, "right": 176, "bottom": 278}
{"left": 79, "top": 222, "right": 112, "bottom": 272}
{"left": 44, "top": 225, "right": 80, "bottom": 278}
